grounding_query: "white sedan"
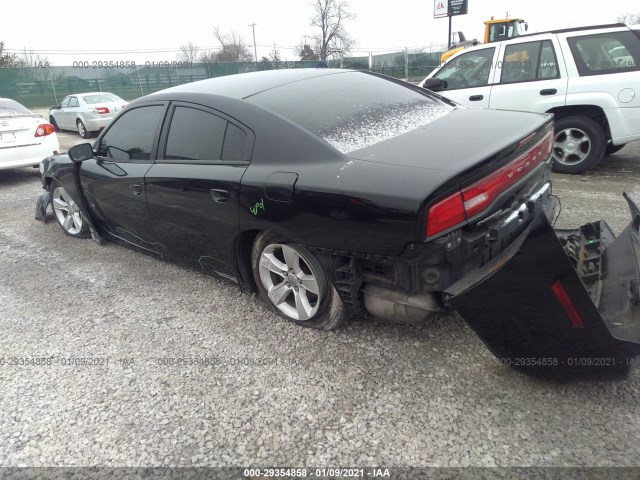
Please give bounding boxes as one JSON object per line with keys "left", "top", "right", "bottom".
{"left": 0, "top": 98, "right": 60, "bottom": 171}
{"left": 49, "top": 92, "right": 128, "bottom": 139}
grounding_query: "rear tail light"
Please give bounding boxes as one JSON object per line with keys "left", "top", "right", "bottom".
{"left": 34, "top": 123, "right": 55, "bottom": 137}
{"left": 426, "top": 193, "right": 466, "bottom": 237}
{"left": 96, "top": 107, "right": 110, "bottom": 114}
{"left": 425, "top": 129, "right": 553, "bottom": 237}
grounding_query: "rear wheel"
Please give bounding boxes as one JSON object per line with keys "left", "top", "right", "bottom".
{"left": 76, "top": 119, "right": 92, "bottom": 139}
{"left": 552, "top": 116, "right": 606, "bottom": 174}
{"left": 251, "top": 231, "right": 345, "bottom": 330}
{"left": 50, "top": 181, "right": 89, "bottom": 238}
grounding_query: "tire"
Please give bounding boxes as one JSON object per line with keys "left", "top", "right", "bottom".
{"left": 49, "top": 116, "right": 59, "bottom": 132}
{"left": 606, "top": 143, "right": 626, "bottom": 156}
{"left": 50, "top": 180, "right": 90, "bottom": 238}
{"left": 251, "top": 231, "right": 345, "bottom": 330}
{"left": 551, "top": 116, "right": 606, "bottom": 174}
{"left": 76, "top": 119, "right": 92, "bottom": 139}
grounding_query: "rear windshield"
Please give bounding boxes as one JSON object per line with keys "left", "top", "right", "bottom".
{"left": 247, "top": 72, "right": 453, "bottom": 153}
{"left": 82, "top": 94, "right": 122, "bottom": 104}
{"left": 0, "top": 99, "right": 31, "bottom": 116}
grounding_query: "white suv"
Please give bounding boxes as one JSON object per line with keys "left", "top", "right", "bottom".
{"left": 420, "top": 23, "right": 640, "bottom": 173}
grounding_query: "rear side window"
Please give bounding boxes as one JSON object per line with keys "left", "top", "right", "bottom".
{"left": 100, "top": 105, "right": 164, "bottom": 161}
{"left": 164, "top": 106, "right": 248, "bottom": 162}
{"left": 500, "top": 40, "right": 559, "bottom": 83}
{"left": 568, "top": 31, "right": 640, "bottom": 75}
{"left": 222, "top": 123, "right": 247, "bottom": 161}
{"left": 166, "top": 107, "right": 226, "bottom": 161}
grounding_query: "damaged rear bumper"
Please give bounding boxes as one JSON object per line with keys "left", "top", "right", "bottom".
{"left": 444, "top": 193, "right": 640, "bottom": 377}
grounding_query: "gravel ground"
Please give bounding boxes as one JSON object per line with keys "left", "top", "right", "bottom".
{"left": 1, "top": 142, "right": 640, "bottom": 468}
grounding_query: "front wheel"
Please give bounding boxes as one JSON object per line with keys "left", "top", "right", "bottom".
{"left": 50, "top": 181, "right": 90, "bottom": 238}
{"left": 551, "top": 116, "right": 606, "bottom": 174}
{"left": 251, "top": 232, "right": 345, "bottom": 330}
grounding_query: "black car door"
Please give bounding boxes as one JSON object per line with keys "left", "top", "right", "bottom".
{"left": 79, "top": 102, "right": 168, "bottom": 254}
{"left": 145, "top": 102, "right": 253, "bottom": 278}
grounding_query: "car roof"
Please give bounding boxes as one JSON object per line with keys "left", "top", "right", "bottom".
{"left": 66, "top": 92, "right": 118, "bottom": 96}
{"left": 154, "top": 68, "right": 355, "bottom": 100}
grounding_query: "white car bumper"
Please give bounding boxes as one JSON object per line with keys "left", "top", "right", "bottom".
{"left": 0, "top": 134, "right": 60, "bottom": 170}
{"left": 83, "top": 116, "right": 114, "bottom": 131}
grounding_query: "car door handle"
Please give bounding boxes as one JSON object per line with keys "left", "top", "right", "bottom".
{"left": 129, "top": 184, "right": 143, "bottom": 196}
{"left": 210, "top": 188, "right": 230, "bottom": 203}
{"left": 469, "top": 95, "right": 484, "bottom": 101}
{"left": 540, "top": 89, "right": 557, "bottom": 96}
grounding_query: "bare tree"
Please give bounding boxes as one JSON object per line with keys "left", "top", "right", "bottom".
{"left": 269, "top": 44, "right": 281, "bottom": 63}
{"left": 618, "top": 13, "right": 640, "bottom": 24}
{"left": 295, "top": 42, "right": 319, "bottom": 61}
{"left": 211, "top": 26, "right": 253, "bottom": 62}
{"left": 20, "top": 48, "right": 51, "bottom": 67}
{"left": 0, "top": 41, "right": 20, "bottom": 67}
{"left": 199, "top": 50, "right": 218, "bottom": 63}
{"left": 177, "top": 42, "right": 200, "bottom": 63}
{"left": 307, "top": 0, "right": 355, "bottom": 60}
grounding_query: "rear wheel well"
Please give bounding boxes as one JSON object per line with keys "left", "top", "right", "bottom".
{"left": 546, "top": 105, "right": 611, "bottom": 141}
{"left": 235, "top": 229, "right": 260, "bottom": 293}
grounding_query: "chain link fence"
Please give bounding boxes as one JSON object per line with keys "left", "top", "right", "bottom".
{"left": 0, "top": 47, "right": 445, "bottom": 108}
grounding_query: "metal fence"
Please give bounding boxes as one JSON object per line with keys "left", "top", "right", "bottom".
{"left": 0, "top": 50, "right": 443, "bottom": 108}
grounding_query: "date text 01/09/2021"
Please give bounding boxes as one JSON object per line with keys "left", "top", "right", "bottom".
{"left": 242, "top": 468, "right": 390, "bottom": 477}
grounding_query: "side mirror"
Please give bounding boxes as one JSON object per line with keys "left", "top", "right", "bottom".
{"left": 423, "top": 78, "right": 445, "bottom": 91}
{"left": 51, "top": 105, "right": 60, "bottom": 110}
{"left": 68, "top": 143, "right": 94, "bottom": 163}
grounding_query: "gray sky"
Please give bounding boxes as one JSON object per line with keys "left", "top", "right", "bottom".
{"left": 3, "top": 0, "right": 639, "bottom": 64}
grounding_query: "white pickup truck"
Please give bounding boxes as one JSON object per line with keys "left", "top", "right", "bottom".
{"left": 420, "top": 23, "right": 640, "bottom": 174}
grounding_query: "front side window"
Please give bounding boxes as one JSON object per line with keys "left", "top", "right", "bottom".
{"left": 100, "top": 105, "right": 164, "bottom": 161}
{"left": 60, "top": 97, "right": 70, "bottom": 108}
{"left": 434, "top": 48, "right": 495, "bottom": 90}
{"left": 568, "top": 31, "right": 640, "bottom": 75}
{"left": 68, "top": 97, "right": 79, "bottom": 108}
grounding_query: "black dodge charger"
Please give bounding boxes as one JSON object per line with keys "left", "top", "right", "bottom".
{"left": 36, "top": 69, "right": 640, "bottom": 376}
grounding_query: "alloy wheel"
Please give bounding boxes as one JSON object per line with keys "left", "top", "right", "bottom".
{"left": 52, "top": 186, "right": 84, "bottom": 235}
{"left": 553, "top": 127, "right": 592, "bottom": 166}
{"left": 258, "top": 243, "right": 322, "bottom": 321}
{"left": 77, "top": 120, "right": 87, "bottom": 138}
